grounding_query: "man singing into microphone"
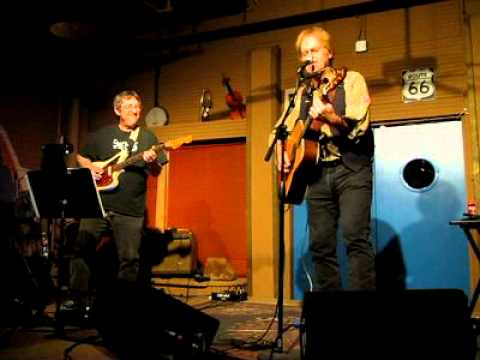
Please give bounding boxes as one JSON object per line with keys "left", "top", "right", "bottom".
{"left": 270, "top": 26, "right": 375, "bottom": 290}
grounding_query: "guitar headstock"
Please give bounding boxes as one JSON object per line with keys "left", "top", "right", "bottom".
{"left": 164, "top": 135, "right": 193, "bottom": 150}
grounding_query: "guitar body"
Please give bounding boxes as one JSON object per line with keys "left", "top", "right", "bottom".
{"left": 91, "top": 135, "right": 192, "bottom": 192}
{"left": 95, "top": 168, "right": 124, "bottom": 191}
{"left": 228, "top": 106, "right": 246, "bottom": 121}
{"left": 281, "top": 66, "right": 347, "bottom": 204}
{"left": 92, "top": 151, "right": 128, "bottom": 192}
{"left": 284, "top": 120, "right": 318, "bottom": 204}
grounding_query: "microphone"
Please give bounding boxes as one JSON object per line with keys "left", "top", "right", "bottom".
{"left": 297, "top": 60, "right": 313, "bottom": 74}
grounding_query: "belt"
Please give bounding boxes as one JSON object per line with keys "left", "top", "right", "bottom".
{"left": 321, "top": 159, "right": 343, "bottom": 168}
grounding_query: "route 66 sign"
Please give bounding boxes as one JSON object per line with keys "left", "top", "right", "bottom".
{"left": 402, "top": 68, "right": 435, "bottom": 103}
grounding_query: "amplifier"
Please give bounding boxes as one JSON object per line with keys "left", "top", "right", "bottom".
{"left": 151, "top": 229, "right": 197, "bottom": 276}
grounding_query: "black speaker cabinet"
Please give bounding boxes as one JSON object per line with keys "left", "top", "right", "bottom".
{"left": 95, "top": 283, "right": 219, "bottom": 359}
{"left": 301, "top": 289, "right": 475, "bottom": 360}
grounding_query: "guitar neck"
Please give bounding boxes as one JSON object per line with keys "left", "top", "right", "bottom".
{"left": 111, "top": 144, "right": 164, "bottom": 171}
{"left": 301, "top": 115, "right": 314, "bottom": 140}
{"left": 301, "top": 90, "right": 315, "bottom": 138}
{"left": 223, "top": 79, "right": 234, "bottom": 96}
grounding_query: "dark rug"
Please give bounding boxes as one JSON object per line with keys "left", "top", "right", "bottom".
{"left": 202, "top": 301, "right": 302, "bottom": 359}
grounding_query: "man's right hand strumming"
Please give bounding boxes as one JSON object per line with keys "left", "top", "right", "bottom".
{"left": 88, "top": 164, "right": 104, "bottom": 181}
{"left": 77, "top": 153, "right": 104, "bottom": 180}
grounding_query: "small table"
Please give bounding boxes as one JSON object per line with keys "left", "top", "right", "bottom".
{"left": 450, "top": 217, "right": 480, "bottom": 316}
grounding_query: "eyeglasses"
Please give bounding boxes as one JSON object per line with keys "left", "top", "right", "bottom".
{"left": 121, "top": 103, "right": 142, "bottom": 110}
{"left": 301, "top": 46, "right": 326, "bottom": 58}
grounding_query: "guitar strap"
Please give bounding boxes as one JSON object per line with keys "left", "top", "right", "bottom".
{"left": 129, "top": 127, "right": 140, "bottom": 142}
{"left": 127, "top": 127, "right": 140, "bottom": 155}
{"left": 316, "top": 82, "right": 345, "bottom": 160}
{"left": 333, "top": 83, "right": 346, "bottom": 117}
{"left": 299, "top": 82, "right": 345, "bottom": 123}
{"left": 299, "top": 91, "right": 310, "bottom": 121}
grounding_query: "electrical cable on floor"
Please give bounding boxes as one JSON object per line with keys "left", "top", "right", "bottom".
{"left": 197, "top": 299, "right": 235, "bottom": 311}
{"left": 63, "top": 334, "right": 102, "bottom": 360}
{"left": 211, "top": 205, "right": 308, "bottom": 356}
{"left": 301, "top": 218, "right": 314, "bottom": 292}
{"left": 220, "top": 302, "right": 280, "bottom": 352}
{"left": 227, "top": 216, "right": 310, "bottom": 359}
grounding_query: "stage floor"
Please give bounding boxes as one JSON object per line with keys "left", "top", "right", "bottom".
{"left": 2, "top": 291, "right": 480, "bottom": 359}
{"left": 0, "top": 295, "right": 303, "bottom": 360}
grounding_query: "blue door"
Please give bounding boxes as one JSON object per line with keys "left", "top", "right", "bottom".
{"left": 293, "top": 119, "right": 470, "bottom": 298}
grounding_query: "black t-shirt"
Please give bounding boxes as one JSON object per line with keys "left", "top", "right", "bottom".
{"left": 80, "top": 125, "right": 161, "bottom": 217}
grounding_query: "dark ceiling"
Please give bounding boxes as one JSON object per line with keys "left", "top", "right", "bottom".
{"left": 2, "top": 0, "right": 446, "bottom": 96}
{"left": 2, "top": 0, "right": 249, "bottom": 94}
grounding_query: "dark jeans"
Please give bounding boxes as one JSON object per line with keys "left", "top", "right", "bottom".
{"left": 306, "top": 162, "right": 376, "bottom": 289}
{"left": 70, "top": 212, "right": 144, "bottom": 296}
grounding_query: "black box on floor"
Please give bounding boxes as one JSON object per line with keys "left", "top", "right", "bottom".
{"left": 95, "top": 283, "right": 219, "bottom": 359}
{"left": 301, "top": 289, "right": 475, "bottom": 360}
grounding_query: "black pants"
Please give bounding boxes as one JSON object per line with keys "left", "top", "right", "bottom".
{"left": 307, "top": 162, "right": 376, "bottom": 289}
{"left": 70, "top": 212, "right": 144, "bottom": 296}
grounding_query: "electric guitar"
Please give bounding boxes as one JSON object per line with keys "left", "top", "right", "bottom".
{"left": 94, "top": 135, "right": 192, "bottom": 191}
{"left": 283, "top": 66, "right": 346, "bottom": 204}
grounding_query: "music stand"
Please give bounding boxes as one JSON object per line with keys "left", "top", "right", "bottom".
{"left": 26, "top": 167, "right": 105, "bottom": 220}
{"left": 26, "top": 167, "right": 105, "bottom": 335}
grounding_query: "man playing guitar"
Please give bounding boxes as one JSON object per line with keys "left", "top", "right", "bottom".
{"left": 71, "top": 90, "right": 167, "bottom": 305}
{"left": 271, "top": 26, "right": 375, "bottom": 291}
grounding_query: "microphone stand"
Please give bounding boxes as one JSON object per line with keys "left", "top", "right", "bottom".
{"left": 263, "top": 64, "right": 309, "bottom": 162}
{"left": 262, "top": 71, "right": 307, "bottom": 358}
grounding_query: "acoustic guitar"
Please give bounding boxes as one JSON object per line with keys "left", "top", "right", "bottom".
{"left": 94, "top": 135, "right": 192, "bottom": 191}
{"left": 283, "top": 66, "right": 346, "bottom": 204}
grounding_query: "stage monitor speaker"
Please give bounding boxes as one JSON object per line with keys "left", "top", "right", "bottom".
{"left": 301, "top": 289, "right": 475, "bottom": 360}
{"left": 95, "top": 283, "right": 219, "bottom": 359}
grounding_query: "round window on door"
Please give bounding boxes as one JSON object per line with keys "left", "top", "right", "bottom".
{"left": 401, "top": 158, "right": 437, "bottom": 192}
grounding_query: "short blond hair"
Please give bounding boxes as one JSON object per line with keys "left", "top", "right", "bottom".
{"left": 113, "top": 90, "right": 142, "bottom": 111}
{"left": 295, "top": 26, "right": 333, "bottom": 59}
